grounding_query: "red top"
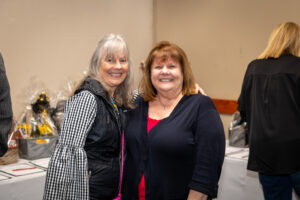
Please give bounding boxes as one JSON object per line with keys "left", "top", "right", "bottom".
{"left": 138, "top": 116, "right": 160, "bottom": 200}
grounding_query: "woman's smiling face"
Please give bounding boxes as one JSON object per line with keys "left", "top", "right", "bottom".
{"left": 150, "top": 55, "right": 183, "bottom": 94}
{"left": 98, "top": 51, "right": 129, "bottom": 91}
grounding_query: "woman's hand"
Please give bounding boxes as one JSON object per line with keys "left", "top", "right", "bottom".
{"left": 195, "top": 84, "right": 207, "bottom": 96}
{"left": 187, "top": 189, "right": 208, "bottom": 200}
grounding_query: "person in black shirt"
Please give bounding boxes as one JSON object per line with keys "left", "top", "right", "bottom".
{"left": 238, "top": 22, "right": 300, "bottom": 200}
{"left": 0, "top": 53, "right": 13, "bottom": 157}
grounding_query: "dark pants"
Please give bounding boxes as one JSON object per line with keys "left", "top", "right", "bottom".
{"left": 259, "top": 171, "right": 300, "bottom": 200}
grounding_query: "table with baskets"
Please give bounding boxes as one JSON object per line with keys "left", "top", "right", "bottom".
{"left": 0, "top": 144, "right": 299, "bottom": 200}
{"left": 0, "top": 157, "right": 49, "bottom": 200}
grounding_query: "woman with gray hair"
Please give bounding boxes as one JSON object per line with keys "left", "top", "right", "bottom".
{"left": 43, "top": 33, "right": 133, "bottom": 200}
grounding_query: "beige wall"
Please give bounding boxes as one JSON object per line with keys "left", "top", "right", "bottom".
{"left": 154, "top": 0, "right": 300, "bottom": 137}
{"left": 0, "top": 0, "right": 153, "bottom": 118}
{"left": 2, "top": 0, "right": 300, "bottom": 137}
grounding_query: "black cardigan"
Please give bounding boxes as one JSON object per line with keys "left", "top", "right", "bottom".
{"left": 238, "top": 53, "right": 300, "bottom": 175}
{"left": 122, "top": 94, "right": 225, "bottom": 200}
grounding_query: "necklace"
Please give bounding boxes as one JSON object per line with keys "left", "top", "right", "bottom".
{"left": 111, "top": 96, "right": 116, "bottom": 104}
{"left": 157, "top": 96, "right": 166, "bottom": 110}
{"left": 157, "top": 93, "right": 183, "bottom": 111}
{"left": 110, "top": 96, "right": 119, "bottom": 116}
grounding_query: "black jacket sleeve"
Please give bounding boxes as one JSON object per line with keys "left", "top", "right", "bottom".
{"left": 0, "top": 53, "right": 13, "bottom": 157}
{"left": 237, "top": 63, "right": 252, "bottom": 123}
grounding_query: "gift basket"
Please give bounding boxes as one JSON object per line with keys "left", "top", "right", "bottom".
{"left": 16, "top": 90, "right": 60, "bottom": 160}
{"left": 15, "top": 75, "right": 78, "bottom": 160}
{"left": 49, "top": 78, "right": 76, "bottom": 134}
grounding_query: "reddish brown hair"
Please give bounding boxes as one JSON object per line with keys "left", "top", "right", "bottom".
{"left": 139, "top": 41, "right": 196, "bottom": 101}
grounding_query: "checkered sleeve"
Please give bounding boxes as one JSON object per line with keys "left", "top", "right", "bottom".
{"left": 43, "top": 91, "right": 97, "bottom": 200}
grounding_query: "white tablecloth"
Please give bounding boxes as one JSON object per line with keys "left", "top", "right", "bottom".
{"left": 217, "top": 146, "right": 300, "bottom": 200}
{"left": 0, "top": 158, "right": 49, "bottom": 200}
{"left": 0, "top": 148, "right": 299, "bottom": 200}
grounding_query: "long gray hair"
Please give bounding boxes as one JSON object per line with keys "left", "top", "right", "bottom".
{"left": 89, "top": 34, "right": 133, "bottom": 108}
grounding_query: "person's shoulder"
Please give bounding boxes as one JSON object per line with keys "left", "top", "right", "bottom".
{"left": 287, "top": 54, "right": 300, "bottom": 63}
{"left": 68, "top": 90, "right": 96, "bottom": 105}
{"left": 248, "top": 59, "right": 258, "bottom": 65}
{"left": 187, "top": 93, "right": 214, "bottom": 106}
{"left": 75, "top": 90, "right": 95, "bottom": 98}
{"left": 244, "top": 58, "right": 266, "bottom": 75}
{"left": 247, "top": 58, "right": 264, "bottom": 68}
{"left": 133, "top": 94, "right": 146, "bottom": 106}
{"left": 0, "top": 53, "right": 5, "bottom": 73}
{"left": 184, "top": 94, "right": 218, "bottom": 115}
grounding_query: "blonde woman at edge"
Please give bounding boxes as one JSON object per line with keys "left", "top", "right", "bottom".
{"left": 238, "top": 22, "right": 300, "bottom": 200}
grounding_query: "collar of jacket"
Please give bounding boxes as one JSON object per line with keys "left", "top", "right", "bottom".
{"left": 75, "top": 76, "right": 125, "bottom": 130}
{"left": 266, "top": 53, "right": 293, "bottom": 60}
{"left": 281, "top": 53, "right": 293, "bottom": 57}
{"left": 75, "top": 76, "right": 110, "bottom": 102}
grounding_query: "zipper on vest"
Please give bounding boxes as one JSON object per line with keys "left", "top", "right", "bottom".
{"left": 103, "top": 97, "right": 123, "bottom": 197}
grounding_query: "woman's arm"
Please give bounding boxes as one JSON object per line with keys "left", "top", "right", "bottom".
{"left": 187, "top": 189, "right": 208, "bottom": 200}
{"left": 43, "top": 91, "right": 97, "bottom": 200}
{"left": 188, "top": 96, "right": 225, "bottom": 198}
{"left": 237, "top": 63, "right": 252, "bottom": 122}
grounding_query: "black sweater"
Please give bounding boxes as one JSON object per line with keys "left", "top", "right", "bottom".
{"left": 238, "top": 53, "right": 300, "bottom": 175}
{"left": 122, "top": 94, "right": 225, "bottom": 200}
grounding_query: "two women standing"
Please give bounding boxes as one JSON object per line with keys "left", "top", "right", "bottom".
{"left": 43, "top": 35, "right": 225, "bottom": 200}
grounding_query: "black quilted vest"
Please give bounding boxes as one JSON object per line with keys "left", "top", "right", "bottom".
{"left": 75, "top": 76, "right": 127, "bottom": 199}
